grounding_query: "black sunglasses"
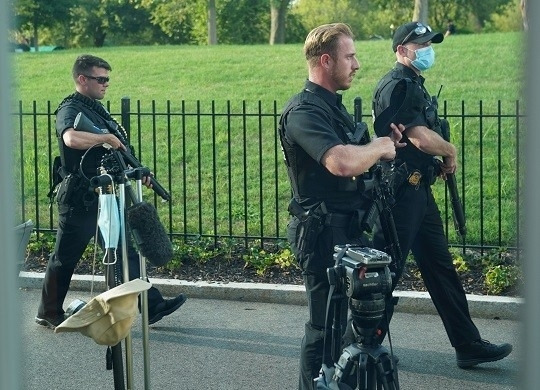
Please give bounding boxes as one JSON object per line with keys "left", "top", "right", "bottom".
{"left": 83, "top": 74, "right": 110, "bottom": 84}
{"left": 401, "top": 23, "right": 432, "bottom": 46}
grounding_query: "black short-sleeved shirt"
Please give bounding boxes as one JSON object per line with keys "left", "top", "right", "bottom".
{"left": 280, "top": 80, "right": 368, "bottom": 212}
{"left": 284, "top": 82, "right": 343, "bottom": 164}
{"left": 56, "top": 93, "right": 113, "bottom": 178}
{"left": 372, "top": 63, "right": 435, "bottom": 170}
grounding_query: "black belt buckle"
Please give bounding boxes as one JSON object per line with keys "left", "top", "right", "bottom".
{"left": 408, "top": 170, "right": 422, "bottom": 190}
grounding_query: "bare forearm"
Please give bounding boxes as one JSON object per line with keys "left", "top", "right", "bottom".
{"left": 322, "top": 137, "right": 396, "bottom": 177}
{"left": 63, "top": 128, "right": 125, "bottom": 150}
{"left": 406, "top": 125, "right": 456, "bottom": 158}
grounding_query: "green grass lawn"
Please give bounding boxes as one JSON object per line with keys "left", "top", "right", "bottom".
{"left": 11, "top": 32, "right": 525, "bottom": 248}
{"left": 12, "top": 32, "right": 523, "bottom": 106}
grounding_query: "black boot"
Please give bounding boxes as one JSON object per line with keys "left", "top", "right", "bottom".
{"left": 455, "top": 339, "right": 513, "bottom": 368}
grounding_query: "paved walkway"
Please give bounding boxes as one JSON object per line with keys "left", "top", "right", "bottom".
{"left": 20, "top": 273, "right": 520, "bottom": 389}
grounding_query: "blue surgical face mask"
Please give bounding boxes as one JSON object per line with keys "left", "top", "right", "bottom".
{"left": 409, "top": 46, "right": 435, "bottom": 71}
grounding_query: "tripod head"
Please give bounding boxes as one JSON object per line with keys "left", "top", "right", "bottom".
{"left": 329, "top": 245, "right": 393, "bottom": 343}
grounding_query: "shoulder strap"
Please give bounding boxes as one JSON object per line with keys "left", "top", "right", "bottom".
{"left": 56, "top": 92, "right": 129, "bottom": 145}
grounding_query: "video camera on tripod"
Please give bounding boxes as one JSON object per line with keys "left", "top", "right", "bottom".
{"left": 315, "top": 98, "right": 401, "bottom": 390}
{"left": 329, "top": 245, "right": 393, "bottom": 349}
{"left": 317, "top": 245, "right": 399, "bottom": 390}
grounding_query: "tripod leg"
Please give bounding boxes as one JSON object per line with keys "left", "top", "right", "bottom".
{"left": 356, "top": 353, "right": 380, "bottom": 390}
{"left": 374, "top": 354, "right": 399, "bottom": 390}
{"left": 356, "top": 353, "right": 369, "bottom": 390}
{"left": 111, "top": 342, "right": 126, "bottom": 390}
{"left": 367, "top": 359, "right": 377, "bottom": 390}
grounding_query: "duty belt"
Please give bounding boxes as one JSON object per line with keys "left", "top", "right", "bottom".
{"left": 324, "top": 212, "right": 353, "bottom": 228}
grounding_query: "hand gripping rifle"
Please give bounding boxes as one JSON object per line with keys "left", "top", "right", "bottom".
{"left": 432, "top": 89, "right": 466, "bottom": 238}
{"left": 354, "top": 97, "right": 403, "bottom": 269}
{"left": 74, "top": 111, "right": 171, "bottom": 202}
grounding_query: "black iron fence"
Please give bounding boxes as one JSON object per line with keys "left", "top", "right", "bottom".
{"left": 12, "top": 98, "right": 524, "bottom": 254}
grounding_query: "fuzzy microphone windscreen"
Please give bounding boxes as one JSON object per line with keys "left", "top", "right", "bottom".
{"left": 127, "top": 202, "right": 173, "bottom": 267}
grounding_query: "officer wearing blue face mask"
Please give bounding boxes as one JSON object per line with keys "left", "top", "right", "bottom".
{"left": 371, "top": 22, "right": 513, "bottom": 369}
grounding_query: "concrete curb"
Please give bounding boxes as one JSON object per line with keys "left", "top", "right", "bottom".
{"left": 19, "top": 271, "right": 523, "bottom": 320}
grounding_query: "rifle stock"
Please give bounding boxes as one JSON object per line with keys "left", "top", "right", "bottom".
{"left": 354, "top": 96, "right": 403, "bottom": 267}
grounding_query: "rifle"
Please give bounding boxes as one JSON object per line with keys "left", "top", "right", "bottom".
{"left": 73, "top": 112, "right": 171, "bottom": 201}
{"left": 353, "top": 97, "right": 371, "bottom": 145}
{"left": 354, "top": 97, "right": 403, "bottom": 268}
{"left": 432, "top": 89, "right": 466, "bottom": 238}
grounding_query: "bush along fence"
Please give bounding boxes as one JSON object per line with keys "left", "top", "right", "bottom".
{"left": 13, "top": 97, "right": 524, "bottom": 260}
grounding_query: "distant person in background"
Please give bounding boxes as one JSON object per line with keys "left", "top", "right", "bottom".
{"left": 445, "top": 19, "right": 456, "bottom": 37}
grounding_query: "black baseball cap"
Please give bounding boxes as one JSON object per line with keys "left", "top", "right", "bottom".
{"left": 392, "top": 22, "right": 444, "bottom": 52}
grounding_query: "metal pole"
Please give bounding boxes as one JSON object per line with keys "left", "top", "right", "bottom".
{"left": 524, "top": 0, "right": 539, "bottom": 388}
{"left": 0, "top": 1, "right": 20, "bottom": 389}
{"left": 134, "top": 176, "right": 152, "bottom": 390}
{"left": 107, "top": 263, "right": 126, "bottom": 390}
{"left": 118, "top": 182, "right": 135, "bottom": 389}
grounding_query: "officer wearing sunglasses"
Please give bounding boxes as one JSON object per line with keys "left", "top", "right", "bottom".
{"left": 371, "top": 22, "right": 513, "bottom": 369}
{"left": 36, "top": 54, "right": 187, "bottom": 330}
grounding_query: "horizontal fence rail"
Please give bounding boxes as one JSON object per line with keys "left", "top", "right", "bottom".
{"left": 12, "top": 98, "right": 524, "bottom": 256}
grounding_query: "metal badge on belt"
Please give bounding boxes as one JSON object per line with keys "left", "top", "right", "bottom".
{"left": 408, "top": 170, "right": 422, "bottom": 189}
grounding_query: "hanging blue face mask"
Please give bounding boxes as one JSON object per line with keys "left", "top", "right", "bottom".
{"left": 411, "top": 46, "right": 435, "bottom": 71}
{"left": 98, "top": 193, "right": 120, "bottom": 250}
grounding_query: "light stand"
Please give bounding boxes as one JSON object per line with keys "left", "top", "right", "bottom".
{"left": 91, "top": 172, "right": 130, "bottom": 390}
{"left": 91, "top": 154, "right": 159, "bottom": 390}
{"left": 125, "top": 167, "right": 153, "bottom": 389}
{"left": 75, "top": 111, "right": 171, "bottom": 389}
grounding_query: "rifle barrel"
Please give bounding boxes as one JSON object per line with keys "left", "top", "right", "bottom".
{"left": 446, "top": 173, "right": 466, "bottom": 237}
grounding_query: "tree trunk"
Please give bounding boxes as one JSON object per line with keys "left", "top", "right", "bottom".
{"left": 208, "top": 0, "right": 217, "bottom": 45}
{"left": 94, "top": 28, "right": 107, "bottom": 47}
{"left": 269, "top": 0, "right": 289, "bottom": 45}
{"left": 413, "top": 0, "right": 428, "bottom": 24}
{"left": 32, "top": 11, "right": 39, "bottom": 52}
{"left": 521, "top": 0, "right": 528, "bottom": 31}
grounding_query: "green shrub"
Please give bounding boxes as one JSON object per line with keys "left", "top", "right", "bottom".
{"left": 484, "top": 264, "right": 520, "bottom": 295}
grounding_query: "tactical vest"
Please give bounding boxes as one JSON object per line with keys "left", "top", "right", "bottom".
{"left": 279, "top": 90, "right": 366, "bottom": 205}
{"left": 372, "top": 67, "right": 441, "bottom": 172}
{"left": 55, "top": 93, "right": 128, "bottom": 177}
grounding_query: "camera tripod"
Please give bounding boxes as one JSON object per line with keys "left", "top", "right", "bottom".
{"left": 317, "top": 260, "right": 400, "bottom": 390}
{"left": 332, "top": 293, "right": 399, "bottom": 390}
{"left": 317, "top": 159, "right": 403, "bottom": 389}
